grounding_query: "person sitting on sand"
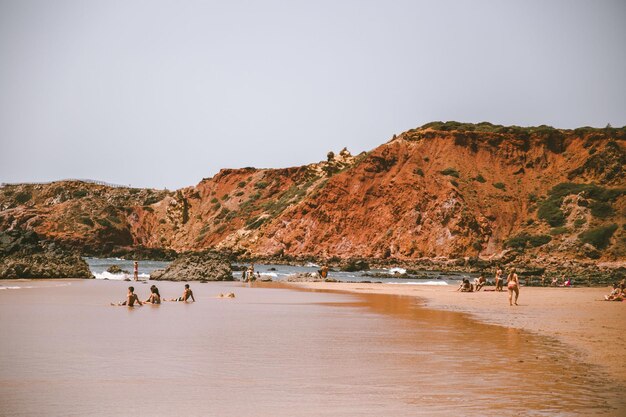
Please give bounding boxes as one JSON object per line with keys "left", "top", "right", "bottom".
{"left": 560, "top": 278, "right": 572, "bottom": 287}
{"left": 145, "top": 285, "right": 162, "bottom": 304}
{"left": 473, "top": 274, "right": 487, "bottom": 291}
{"left": 113, "top": 286, "right": 143, "bottom": 306}
{"left": 551, "top": 276, "right": 559, "bottom": 287}
{"left": 171, "top": 284, "right": 195, "bottom": 302}
{"left": 507, "top": 268, "right": 519, "bottom": 306}
{"left": 457, "top": 278, "right": 473, "bottom": 292}
{"left": 604, "top": 284, "right": 623, "bottom": 301}
{"left": 495, "top": 267, "right": 503, "bottom": 291}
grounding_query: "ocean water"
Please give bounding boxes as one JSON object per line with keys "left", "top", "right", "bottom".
{"left": 85, "top": 258, "right": 470, "bottom": 285}
{"left": 0, "top": 279, "right": 623, "bottom": 417}
{"left": 85, "top": 258, "right": 169, "bottom": 280}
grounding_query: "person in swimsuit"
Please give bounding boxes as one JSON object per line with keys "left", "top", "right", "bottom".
{"left": 112, "top": 286, "right": 143, "bottom": 306}
{"left": 495, "top": 267, "right": 503, "bottom": 291}
{"left": 319, "top": 265, "right": 329, "bottom": 280}
{"left": 171, "top": 284, "right": 195, "bottom": 302}
{"left": 507, "top": 268, "right": 519, "bottom": 306}
{"left": 456, "top": 278, "right": 473, "bottom": 292}
{"left": 604, "top": 284, "right": 623, "bottom": 301}
{"left": 133, "top": 261, "right": 139, "bottom": 281}
{"left": 473, "top": 273, "right": 487, "bottom": 291}
{"left": 145, "top": 285, "right": 162, "bottom": 304}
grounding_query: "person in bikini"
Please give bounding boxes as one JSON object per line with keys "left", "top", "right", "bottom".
{"left": 507, "top": 268, "right": 520, "bottom": 306}
{"left": 133, "top": 261, "right": 139, "bottom": 281}
{"left": 456, "top": 278, "right": 473, "bottom": 292}
{"left": 144, "top": 285, "right": 162, "bottom": 304}
{"left": 112, "top": 286, "right": 143, "bottom": 306}
{"left": 171, "top": 284, "right": 195, "bottom": 302}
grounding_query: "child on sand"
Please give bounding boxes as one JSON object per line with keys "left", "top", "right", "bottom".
{"left": 171, "top": 284, "right": 195, "bottom": 302}
{"left": 507, "top": 268, "right": 519, "bottom": 306}
{"left": 112, "top": 286, "right": 143, "bottom": 306}
{"left": 133, "top": 261, "right": 139, "bottom": 281}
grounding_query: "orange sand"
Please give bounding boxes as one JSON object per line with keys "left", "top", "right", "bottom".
{"left": 290, "top": 283, "right": 626, "bottom": 384}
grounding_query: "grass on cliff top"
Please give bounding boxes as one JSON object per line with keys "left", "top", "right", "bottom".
{"left": 418, "top": 121, "right": 626, "bottom": 135}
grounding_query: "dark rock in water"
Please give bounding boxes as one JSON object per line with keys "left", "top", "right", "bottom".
{"left": 340, "top": 258, "right": 370, "bottom": 272}
{"left": 150, "top": 251, "right": 232, "bottom": 281}
{"left": 286, "top": 272, "right": 322, "bottom": 282}
{"left": 0, "top": 230, "right": 93, "bottom": 279}
{"left": 106, "top": 265, "right": 129, "bottom": 274}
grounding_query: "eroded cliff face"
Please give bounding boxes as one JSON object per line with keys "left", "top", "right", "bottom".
{"left": 1, "top": 123, "right": 625, "bottom": 265}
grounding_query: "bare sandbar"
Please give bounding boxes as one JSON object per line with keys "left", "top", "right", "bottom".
{"left": 289, "top": 282, "right": 626, "bottom": 384}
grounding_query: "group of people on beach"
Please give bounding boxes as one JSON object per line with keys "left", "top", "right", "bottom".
{"left": 457, "top": 267, "right": 520, "bottom": 306}
{"left": 112, "top": 284, "right": 195, "bottom": 306}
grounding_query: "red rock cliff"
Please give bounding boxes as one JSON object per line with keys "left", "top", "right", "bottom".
{"left": 1, "top": 123, "right": 625, "bottom": 264}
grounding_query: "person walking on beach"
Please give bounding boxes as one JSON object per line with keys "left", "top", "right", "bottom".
{"left": 171, "top": 284, "right": 195, "bottom": 302}
{"left": 507, "top": 268, "right": 519, "bottom": 306}
{"left": 112, "top": 286, "right": 143, "bottom": 306}
{"left": 495, "top": 267, "right": 503, "bottom": 291}
{"left": 133, "top": 261, "right": 139, "bottom": 281}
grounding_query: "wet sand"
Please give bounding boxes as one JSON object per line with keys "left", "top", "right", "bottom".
{"left": 291, "top": 282, "right": 626, "bottom": 384}
{"left": 1, "top": 279, "right": 625, "bottom": 416}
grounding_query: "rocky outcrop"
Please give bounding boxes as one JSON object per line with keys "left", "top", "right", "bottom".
{"left": 286, "top": 272, "right": 338, "bottom": 282}
{"left": 0, "top": 230, "right": 93, "bottom": 279}
{"left": 150, "top": 251, "right": 233, "bottom": 281}
{"left": 1, "top": 122, "right": 625, "bottom": 274}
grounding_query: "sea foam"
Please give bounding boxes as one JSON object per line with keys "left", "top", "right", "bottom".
{"left": 93, "top": 271, "right": 151, "bottom": 280}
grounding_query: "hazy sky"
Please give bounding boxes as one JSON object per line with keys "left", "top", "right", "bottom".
{"left": 1, "top": 0, "right": 625, "bottom": 189}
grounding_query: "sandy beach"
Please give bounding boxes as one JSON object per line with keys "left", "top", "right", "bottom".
{"left": 290, "top": 282, "right": 626, "bottom": 384}
{"left": 1, "top": 279, "right": 625, "bottom": 416}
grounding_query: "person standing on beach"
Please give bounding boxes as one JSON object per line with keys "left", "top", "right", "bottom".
{"left": 320, "top": 265, "right": 329, "bottom": 280}
{"left": 133, "top": 261, "right": 139, "bottom": 281}
{"left": 495, "top": 267, "right": 503, "bottom": 291}
{"left": 507, "top": 268, "right": 519, "bottom": 306}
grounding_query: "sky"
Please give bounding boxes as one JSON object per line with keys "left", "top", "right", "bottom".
{"left": 1, "top": 0, "right": 625, "bottom": 189}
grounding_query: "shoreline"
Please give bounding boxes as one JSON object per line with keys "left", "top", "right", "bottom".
{"left": 287, "top": 282, "right": 626, "bottom": 385}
